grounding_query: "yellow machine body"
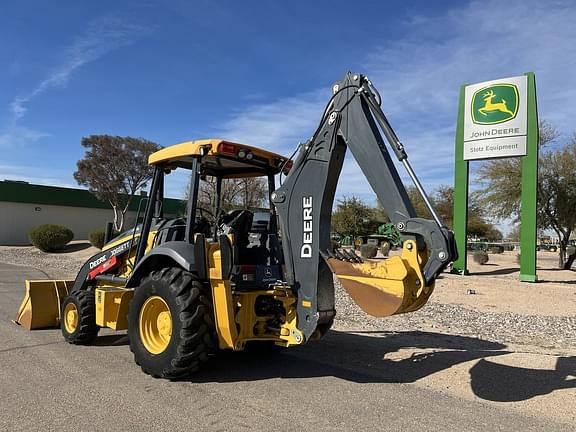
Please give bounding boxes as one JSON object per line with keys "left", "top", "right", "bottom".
{"left": 94, "top": 287, "right": 134, "bottom": 330}
{"left": 203, "top": 234, "right": 303, "bottom": 350}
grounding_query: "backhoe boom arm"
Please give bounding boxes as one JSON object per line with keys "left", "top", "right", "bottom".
{"left": 273, "top": 72, "right": 457, "bottom": 340}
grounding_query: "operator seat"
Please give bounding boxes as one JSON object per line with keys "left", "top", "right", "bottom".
{"left": 219, "top": 210, "right": 275, "bottom": 265}
{"left": 155, "top": 218, "right": 186, "bottom": 245}
{"left": 246, "top": 213, "right": 270, "bottom": 265}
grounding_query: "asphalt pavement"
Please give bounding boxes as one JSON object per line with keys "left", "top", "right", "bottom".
{"left": 0, "top": 262, "right": 571, "bottom": 431}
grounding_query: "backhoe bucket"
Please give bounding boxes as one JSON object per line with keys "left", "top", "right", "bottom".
{"left": 14, "top": 280, "right": 73, "bottom": 330}
{"left": 325, "top": 241, "right": 434, "bottom": 317}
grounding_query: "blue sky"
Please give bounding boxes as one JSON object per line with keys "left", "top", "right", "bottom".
{"left": 1, "top": 0, "right": 576, "bottom": 233}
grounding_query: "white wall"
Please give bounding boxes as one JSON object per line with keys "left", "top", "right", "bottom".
{"left": 0, "top": 202, "right": 139, "bottom": 245}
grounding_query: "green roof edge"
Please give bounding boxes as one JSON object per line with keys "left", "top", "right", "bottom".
{"left": 0, "top": 181, "right": 184, "bottom": 214}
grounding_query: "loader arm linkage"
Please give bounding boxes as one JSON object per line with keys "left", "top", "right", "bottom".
{"left": 273, "top": 72, "right": 457, "bottom": 340}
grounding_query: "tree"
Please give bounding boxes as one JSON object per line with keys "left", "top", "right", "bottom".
{"left": 475, "top": 121, "right": 576, "bottom": 268}
{"left": 406, "top": 186, "right": 433, "bottom": 220}
{"left": 74, "top": 135, "right": 159, "bottom": 231}
{"left": 373, "top": 200, "right": 391, "bottom": 224}
{"left": 476, "top": 121, "right": 559, "bottom": 220}
{"left": 193, "top": 176, "right": 268, "bottom": 221}
{"left": 331, "top": 196, "right": 379, "bottom": 240}
{"left": 507, "top": 225, "right": 521, "bottom": 242}
{"left": 465, "top": 215, "right": 502, "bottom": 241}
{"left": 538, "top": 139, "right": 576, "bottom": 267}
{"left": 484, "top": 225, "right": 503, "bottom": 241}
{"left": 407, "top": 184, "right": 498, "bottom": 238}
{"left": 406, "top": 185, "right": 454, "bottom": 226}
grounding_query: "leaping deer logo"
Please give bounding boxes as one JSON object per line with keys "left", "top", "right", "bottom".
{"left": 478, "top": 89, "right": 514, "bottom": 116}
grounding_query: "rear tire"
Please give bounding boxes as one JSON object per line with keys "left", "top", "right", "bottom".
{"left": 61, "top": 290, "right": 100, "bottom": 344}
{"left": 128, "top": 267, "right": 217, "bottom": 379}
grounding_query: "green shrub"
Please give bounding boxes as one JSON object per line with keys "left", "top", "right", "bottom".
{"left": 473, "top": 250, "right": 489, "bottom": 265}
{"left": 566, "top": 245, "right": 576, "bottom": 256}
{"left": 28, "top": 224, "right": 74, "bottom": 252}
{"left": 360, "top": 244, "right": 378, "bottom": 259}
{"left": 89, "top": 228, "right": 106, "bottom": 249}
{"left": 488, "top": 245, "right": 504, "bottom": 254}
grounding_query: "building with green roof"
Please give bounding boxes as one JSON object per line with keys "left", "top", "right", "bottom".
{"left": 0, "top": 180, "right": 184, "bottom": 245}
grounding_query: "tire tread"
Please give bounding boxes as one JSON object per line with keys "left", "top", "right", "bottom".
{"left": 61, "top": 290, "right": 100, "bottom": 345}
{"left": 129, "top": 267, "right": 217, "bottom": 380}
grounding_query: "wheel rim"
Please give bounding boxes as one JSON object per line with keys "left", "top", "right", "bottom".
{"left": 63, "top": 303, "right": 78, "bottom": 334}
{"left": 139, "top": 296, "right": 172, "bottom": 354}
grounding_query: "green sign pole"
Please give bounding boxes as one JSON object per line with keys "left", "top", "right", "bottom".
{"left": 452, "top": 85, "right": 469, "bottom": 275}
{"left": 519, "top": 72, "right": 539, "bottom": 282}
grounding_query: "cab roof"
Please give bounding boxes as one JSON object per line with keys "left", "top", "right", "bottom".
{"left": 148, "top": 139, "right": 291, "bottom": 178}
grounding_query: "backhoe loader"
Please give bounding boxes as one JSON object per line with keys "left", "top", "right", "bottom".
{"left": 15, "top": 72, "right": 457, "bottom": 379}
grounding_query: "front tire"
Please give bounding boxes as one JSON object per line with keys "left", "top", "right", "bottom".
{"left": 61, "top": 290, "right": 100, "bottom": 344}
{"left": 128, "top": 267, "right": 217, "bottom": 379}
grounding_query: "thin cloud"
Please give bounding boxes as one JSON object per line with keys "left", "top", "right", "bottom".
{"left": 216, "top": 89, "right": 327, "bottom": 154}
{"left": 0, "top": 163, "right": 77, "bottom": 188}
{"left": 0, "top": 126, "right": 50, "bottom": 148}
{"left": 9, "top": 16, "right": 149, "bottom": 123}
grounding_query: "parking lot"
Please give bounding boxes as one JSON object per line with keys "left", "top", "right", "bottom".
{"left": 2, "top": 258, "right": 575, "bottom": 431}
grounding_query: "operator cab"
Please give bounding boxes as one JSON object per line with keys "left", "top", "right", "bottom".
{"left": 138, "top": 139, "right": 291, "bottom": 290}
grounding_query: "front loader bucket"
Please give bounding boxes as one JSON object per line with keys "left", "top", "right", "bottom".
{"left": 324, "top": 241, "right": 434, "bottom": 317}
{"left": 14, "top": 280, "right": 73, "bottom": 330}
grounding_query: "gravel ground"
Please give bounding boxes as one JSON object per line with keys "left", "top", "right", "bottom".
{"left": 334, "top": 279, "right": 576, "bottom": 349}
{"left": 0, "top": 246, "right": 89, "bottom": 279}
{"left": 2, "top": 245, "right": 575, "bottom": 350}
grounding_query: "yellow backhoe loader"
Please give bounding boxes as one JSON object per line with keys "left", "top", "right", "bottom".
{"left": 15, "top": 72, "right": 457, "bottom": 379}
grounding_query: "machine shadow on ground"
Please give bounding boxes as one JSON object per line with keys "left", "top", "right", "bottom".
{"left": 93, "top": 334, "right": 130, "bottom": 347}
{"left": 538, "top": 279, "right": 576, "bottom": 285}
{"left": 471, "top": 267, "right": 519, "bottom": 276}
{"left": 188, "top": 330, "right": 575, "bottom": 403}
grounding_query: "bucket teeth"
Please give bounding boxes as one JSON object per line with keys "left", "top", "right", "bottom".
{"left": 342, "top": 248, "right": 363, "bottom": 263}
{"left": 334, "top": 249, "right": 349, "bottom": 261}
{"left": 320, "top": 249, "right": 335, "bottom": 260}
{"left": 328, "top": 248, "right": 363, "bottom": 263}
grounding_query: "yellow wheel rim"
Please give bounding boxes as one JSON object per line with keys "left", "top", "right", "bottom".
{"left": 64, "top": 303, "right": 78, "bottom": 334}
{"left": 139, "top": 296, "right": 172, "bottom": 354}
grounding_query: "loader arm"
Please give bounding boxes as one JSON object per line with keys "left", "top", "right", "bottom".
{"left": 273, "top": 72, "right": 457, "bottom": 340}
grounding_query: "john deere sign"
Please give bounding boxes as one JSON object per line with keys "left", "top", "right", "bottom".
{"left": 453, "top": 72, "right": 539, "bottom": 282}
{"left": 463, "top": 75, "right": 528, "bottom": 160}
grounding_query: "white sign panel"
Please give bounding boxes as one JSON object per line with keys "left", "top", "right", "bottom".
{"left": 463, "top": 75, "right": 528, "bottom": 161}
